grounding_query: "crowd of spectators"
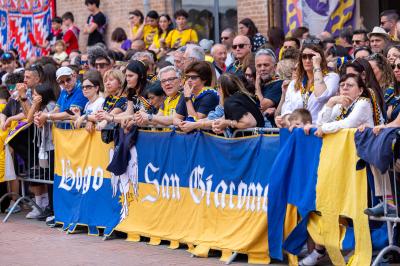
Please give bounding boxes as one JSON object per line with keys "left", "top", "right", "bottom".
{"left": 1, "top": 0, "right": 400, "bottom": 264}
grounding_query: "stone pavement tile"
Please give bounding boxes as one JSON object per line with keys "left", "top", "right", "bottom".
{"left": 0, "top": 211, "right": 286, "bottom": 266}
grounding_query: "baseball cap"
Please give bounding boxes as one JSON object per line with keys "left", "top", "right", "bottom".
{"left": 56, "top": 66, "right": 73, "bottom": 80}
{"left": 1, "top": 52, "right": 15, "bottom": 62}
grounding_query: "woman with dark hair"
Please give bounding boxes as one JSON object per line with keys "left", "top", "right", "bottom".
{"left": 145, "top": 81, "right": 165, "bottom": 113}
{"left": 129, "top": 9, "right": 144, "bottom": 41}
{"left": 313, "top": 73, "right": 375, "bottom": 135}
{"left": 149, "top": 14, "right": 174, "bottom": 57}
{"left": 341, "top": 58, "right": 386, "bottom": 125}
{"left": 174, "top": 61, "right": 219, "bottom": 125}
{"left": 111, "top": 27, "right": 132, "bottom": 54}
{"left": 368, "top": 53, "right": 395, "bottom": 98}
{"left": 277, "top": 41, "right": 340, "bottom": 125}
{"left": 385, "top": 44, "right": 400, "bottom": 64}
{"left": 353, "top": 46, "right": 372, "bottom": 59}
{"left": 165, "top": 9, "right": 198, "bottom": 49}
{"left": 41, "top": 63, "right": 61, "bottom": 99}
{"left": 239, "top": 18, "right": 267, "bottom": 52}
{"left": 73, "top": 70, "right": 105, "bottom": 130}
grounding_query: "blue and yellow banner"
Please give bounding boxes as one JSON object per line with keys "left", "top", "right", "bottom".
{"left": 53, "top": 128, "right": 121, "bottom": 235}
{"left": 115, "top": 131, "right": 280, "bottom": 264}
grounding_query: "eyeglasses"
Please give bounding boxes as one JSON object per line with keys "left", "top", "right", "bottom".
{"left": 185, "top": 75, "right": 200, "bottom": 80}
{"left": 232, "top": 43, "right": 249, "bottom": 50}
{"left": 160, "top": 77, "right": 178, "bottom": 84}
{"left": 392, "top": 63, "right": 400, "bottom": 70}
{"left": 301, "top": 53, "right": 315, "bottom": 61}
{"left": 81, "top": 60, "right": 89, "bottom": 65}
{"left": 82, "top": 85, "right": 95, "bottom": 90}
{"left": 95, "top": 62, "right": 110, "bottom": 69}
{"left": 58, "top": 77, "right": 72, "bottom": 85}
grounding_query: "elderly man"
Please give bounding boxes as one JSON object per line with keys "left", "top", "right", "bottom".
{"left": 380, "top": 10, "right": 399, "bottom": 39}
{"left": 211, "top": 44, "right": 227, "bottom": 79}
{"left": 254, "top": 49, "right": 283, "bottom": 127}
{"left": 135, "top": 66, "right": 182, "bottom": 126}
{"left": 226, "top": 35, "right": 252, "bottom": 76}
{"left": 182, "top": 44, "right": 205, "bottom": 71}
{"left": 220, "top": 28, "right": 235, "bottom": 66}
{"left": 36, "top": 67, "right": 87, "bottom": 125}
{"left": 368, "top": 26, "right": 390, "bottom": 54}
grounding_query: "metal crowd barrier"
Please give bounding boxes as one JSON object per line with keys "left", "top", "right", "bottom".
{"left": 231, "top": 127, "right": 280, "bottom": 138}
{"left": 369, "top": 133, "right": 400, "bottom": 265}
{"left": 0, "top": 121, "right": 57, "bottom": 222}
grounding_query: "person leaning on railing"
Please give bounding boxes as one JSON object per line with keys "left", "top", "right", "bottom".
{"left": 94, "top": 69, "right": 127, "bottom": 130}
{"left": 135, "top": 66, "right": 181, "bottom": 127}
{"left": 173, "top": 61, "right": 219, "bottom": 130}
{"left": 35, "top": 67, "right": 88, "bottom": 127}
{"left": 72, "top": 70, "right": 105, "bottom": 131}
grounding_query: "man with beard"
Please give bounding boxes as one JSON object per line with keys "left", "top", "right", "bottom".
{"left": 254, "top": 49, "right": 283, "bottom": 127}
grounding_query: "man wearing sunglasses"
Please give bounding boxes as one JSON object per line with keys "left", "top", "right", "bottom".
{"left": 94, "top": 55, "right": 112, "bottom": 78}
{"left": 35, "top": 67, "right": 87, "bottom": 126}
{"left": 226, "top": 35, "right": 252, "bottom": 76}
{"left": 220, "top": 28, "right": 236, "bottom": 67}
{"left": 352, "top": 29, "right": 369, "bottom": 49}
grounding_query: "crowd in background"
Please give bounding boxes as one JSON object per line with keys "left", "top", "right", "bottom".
{"left": 1, "top": 0, "right": 400, "bottom": 264}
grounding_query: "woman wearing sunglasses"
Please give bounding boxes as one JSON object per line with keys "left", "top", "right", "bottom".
{"left": 173, "top": 61, "right": 219, "bottom": 128}
{"left": 277, "top": 41, "right": 340, "bottom": 125}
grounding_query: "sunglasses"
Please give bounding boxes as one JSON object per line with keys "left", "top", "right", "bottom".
{"left": 392, "top": 63, "right": 400, "bottom": 70}
{"left": 95, "top": 62, "right": 110, "bottom": 69}
{"left": 185, "top": 75, "right": 200, "bottom": 80}
{"left": 58, "top": 77, "right": 72, "bottom": 85}
{"left": 232, "top": 43, "right": 249, "bottom": 50}
{"left": 301, "top": 53, "right": 315, "bottom": 60}
{"left": 160, "top": 76, "right": 178, "bottom": 84}
{"left": 81, "top": 60, "right": 89, "bottom": 65}
{"left": 352, "top": 40, "right": 362, "bottom": 44}
{"left": 82, "top": 85, "right": 95, "bottom": 90}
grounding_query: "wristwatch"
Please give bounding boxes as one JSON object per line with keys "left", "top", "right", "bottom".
{"left": 184, "top": 96, "right": 192, "bottom": 102}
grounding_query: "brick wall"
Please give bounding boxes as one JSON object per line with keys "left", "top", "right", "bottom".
{"left": 56, "top": 0, "right": 270, "bottom": 51}
{"left": 237, "top": 0, "right": 269, "bottom": 36}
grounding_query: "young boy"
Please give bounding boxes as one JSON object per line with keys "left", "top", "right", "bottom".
{"left": 62, "top": 12, "right": 80, "bottom": 55}
{"left": 84, "top": 0, "right": 107, "bottom": 46}
{"left": 38, "top": 17, "right": 63, "bottom": 53}
{"left": 288, "top": 108, "right": 312, "bottom": 131}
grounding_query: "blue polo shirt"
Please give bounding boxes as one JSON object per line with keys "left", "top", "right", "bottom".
{"left": 56, "top": 83, "right": 88, "bottom": 112}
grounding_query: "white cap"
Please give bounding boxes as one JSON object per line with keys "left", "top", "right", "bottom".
{"left": 56, "top": 67, "right": 73, "bottom": 81}
{"left": 367, "top": 26, "right": 389, "bottom": 39}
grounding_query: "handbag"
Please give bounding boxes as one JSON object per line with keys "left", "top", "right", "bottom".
{"left": 101, "top": 122, "right": 117, "bottom": 144}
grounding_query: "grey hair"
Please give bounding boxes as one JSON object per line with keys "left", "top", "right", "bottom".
{"left": 87, "top": 45, "right": 108, "bottom": 66}
{"left": 185, "top": 44, "right": 205, "bottom": 61}
{"left": 157, "top": 65, "right": 181, "bottom": 80}
{"left": 210, "top": 44, "right": 226, "bottom": 56}
{"left": 131, "top": 51, "right": 155, "bottom": 64}
{"left": 255, "top": 48, "right": 277, "bottom": 63}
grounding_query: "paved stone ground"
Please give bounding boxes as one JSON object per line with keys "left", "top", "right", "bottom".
{"left": 0, "top": 211, "right": 283, "bottom": 266}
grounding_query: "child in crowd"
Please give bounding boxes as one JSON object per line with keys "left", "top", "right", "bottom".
{"left": 288, "top": 108, "right": 312, "bottom": 131}
{"left": 53, "top": 40, "right": 68, "bottom": 64}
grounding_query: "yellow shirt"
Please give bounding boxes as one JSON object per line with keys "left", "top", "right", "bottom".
{"left": 165, "top": 28, "right": 198, "bottom": 49}
{"left": 143, "top": 25, "right": 159, "bottom": 48}
{"left": 152, "top": 31, "right": 167, "bottom": 49}
{"left": 131, "top": 25, "right": 139, "bottom": 38}
{"left": 159, "top": 93, "right": 181, "bottom": 117}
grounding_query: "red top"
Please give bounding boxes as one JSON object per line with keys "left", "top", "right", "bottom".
{"left": 63, "top": 26, "right": 80, "bottom": 54}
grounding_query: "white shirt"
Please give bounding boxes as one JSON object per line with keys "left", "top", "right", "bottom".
{"left": 84, "top": 96, "right": 105, "bottom": 114}
{"left": 281, "top": 72, "right": 340, "bottom": 123}
{"left": 316, "top": 98, "right": 374, "bottom": 134}
{"left": 225, "top": 51, "right": 235, "bottom": 67}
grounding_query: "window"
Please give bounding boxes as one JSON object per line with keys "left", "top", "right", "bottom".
{"left": 174, "top": 0, "right": 237, "bottom": 42}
